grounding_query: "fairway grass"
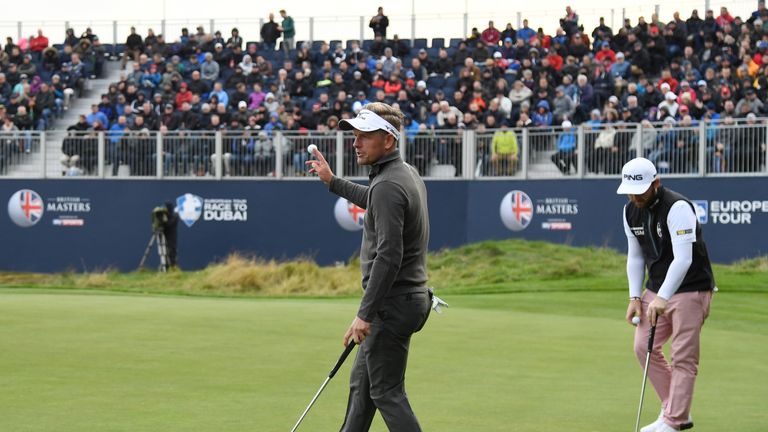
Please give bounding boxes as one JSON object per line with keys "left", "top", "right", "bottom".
{"left": 1, "top": 290, "right": 766, "bottom": 431}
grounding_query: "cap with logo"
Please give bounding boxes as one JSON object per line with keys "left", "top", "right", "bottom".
{"left": 339, "top": 109, "right": 401, "bottom": 140}
{"left": 616, "top": 157, "right": 658, "bottom": 195}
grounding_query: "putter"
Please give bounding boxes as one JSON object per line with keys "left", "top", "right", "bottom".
{"left": 634, "top": 321, "right": 657, "bottom": 432}
{"left": 290, "top": 341, "right": 357, "bottom": 432}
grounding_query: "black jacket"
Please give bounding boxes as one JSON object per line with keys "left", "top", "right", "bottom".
{"left": 126, "top": 33, "right": 144, "bottom": 51}
{"left": 625, "top": 187, "right": 715, "bottom": 294}
{"left": 260, "top": 21, "right": 281, "bottom": 44}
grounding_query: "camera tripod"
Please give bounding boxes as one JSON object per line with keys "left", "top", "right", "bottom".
{"left": 138, "top": 229, "right": 169, "bottom": 272}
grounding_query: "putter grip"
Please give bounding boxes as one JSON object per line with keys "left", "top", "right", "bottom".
{"left": 328, "top": 342, "right": 356, "bottom": 379}
{"left": 647, "top": 325, "right": 657, "bottom": 352}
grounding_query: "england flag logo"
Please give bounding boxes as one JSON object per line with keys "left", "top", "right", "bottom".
{"left": 500, "top": 190, "right": 534, "bottom": 232}
{"left": 7, "top": 189, "right": 44, "bottom": 227}
{"left": 334, "top": 197, "right": 366, "bottom": 231}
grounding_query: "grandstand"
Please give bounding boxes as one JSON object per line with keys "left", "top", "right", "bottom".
{"left": 1, "top": 3, "right": 767, "bottom": 179}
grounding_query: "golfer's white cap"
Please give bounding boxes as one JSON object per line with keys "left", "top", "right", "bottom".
{"left": 339, "top": 109, "right": 401, "bottom": 140}
{"left": 616, "top": 157, "right": 657, "bottom": 195}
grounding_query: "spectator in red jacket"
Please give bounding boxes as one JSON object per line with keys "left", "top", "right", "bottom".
{"left": 492, "top": 52, "right": 509, "bottom": 71}
{"left": 29, "top": 30, "right": 48, "bottom": 60}
{"left": 383, "top": 73, "right": 402, "bottom": 97}
{"left": 547, "top": 50, "right": 564, "bottom": 71}
{"left": 595, "top": 41, "right": 616, "bottom": 65}
{"left": 716, "top": 6, "right": 734, "bottom": 27}
{"left": 657, "top": 68, "right": 679, "bottom": 93}
{"left": 175, "top": 82, "right": 193, "bottom": 109}
{"left": 481, "top": 21, "right": 501, "bottom": 47}
{"left": 676, "top": 81, "right": 697, "bottom": 105}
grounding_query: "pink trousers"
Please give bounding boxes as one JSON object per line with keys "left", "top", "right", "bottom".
{"left": 634, "top": 289, "right": 713, "bottom": 429}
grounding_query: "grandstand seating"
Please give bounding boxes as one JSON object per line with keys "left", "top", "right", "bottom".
{"left": 1, "top": 4, "right": 767, "bottom": 178}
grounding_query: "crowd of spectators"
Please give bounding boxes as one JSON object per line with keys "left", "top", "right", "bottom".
{"left": 5, "top": 5, "right": 768, "bottom": 175}
{"left": 0, "top": 27, "right": 104, "bottom": 173}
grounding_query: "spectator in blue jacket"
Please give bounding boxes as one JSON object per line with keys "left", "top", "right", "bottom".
{"left": 532, "top": 100, "right": 553, "bottom": 126}
{"left": 263, "top": 112, "right": 284, "bottom": 137}
{"left": 551, "top": 120, "right": 577, "bottom": 174}
{"left": 140, "top": 63, "right": 162, "bottom": 96}
{"left": 86, "top": 104, "right": 108, "bottom": 127}
{"left": 107, "top": 115, "right": 128, "bottom": 176}
{"left": 611, "top": 52, "right": 631, "bottom": 94}
{"left": 516, "top": 19, "right": 536, "bottom": 42}
{"left": 404, "top": 115, "right": 421, "bottom": 142}
{"left": 209, "top": 82, "right": 229, "bottom": 108}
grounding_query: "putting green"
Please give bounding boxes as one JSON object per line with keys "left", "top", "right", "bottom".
{"left": 0, "top": 290, "right": 765, "bottom": 431}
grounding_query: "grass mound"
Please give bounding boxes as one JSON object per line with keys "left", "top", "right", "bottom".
{"left": 1, "top": 240, "right": 765, "bottom": 296}
{"left": 429, "top": 240, "right": 626, "bottom": 293}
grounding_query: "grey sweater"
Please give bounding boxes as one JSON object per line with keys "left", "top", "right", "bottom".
{"left": 329, "top": 151, "right": 430, "bottom": 322}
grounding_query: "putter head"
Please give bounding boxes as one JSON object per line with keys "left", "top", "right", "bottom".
{"left": 431, "top": 294, "right": 449, "bottom": 314}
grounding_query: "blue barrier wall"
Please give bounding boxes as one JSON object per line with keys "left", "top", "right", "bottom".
{"left": 2, "top": 178, "right": 766, "bottom": 273}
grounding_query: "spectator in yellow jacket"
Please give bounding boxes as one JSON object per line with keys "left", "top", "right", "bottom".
{"left": 491, "top": 121, "right": 519, "bottom": 175}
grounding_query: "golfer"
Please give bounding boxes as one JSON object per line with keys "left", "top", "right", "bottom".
{"left": 617, "top": 157, "right": 715, "bottom": 432}
{"left": 308, "top": 102, "right": 431, "bottom": 431}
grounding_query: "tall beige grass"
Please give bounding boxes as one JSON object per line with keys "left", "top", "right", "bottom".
{"left": 189, "top": 254, "right": 360, "bottom": 296}
{"left": 0, "top": 253, "right": 361, "bottom": 296}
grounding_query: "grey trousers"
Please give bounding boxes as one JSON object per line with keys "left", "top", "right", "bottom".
{"left": 339, "top": 289, "right": 431, "bottom": 432}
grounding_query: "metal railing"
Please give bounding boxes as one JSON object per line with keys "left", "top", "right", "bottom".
{"left": 4, "top": 120, "right": 767, "bottom": 180}
{"left": 1, "top": 131, "right": 45, "bottom": 176}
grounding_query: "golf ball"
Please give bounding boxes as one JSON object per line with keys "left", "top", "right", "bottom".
{"left": 307, "top": 144, "right": 318, "bottom": 154}
{"left": 632, "top": 316, "right": 641, "bottom": 325}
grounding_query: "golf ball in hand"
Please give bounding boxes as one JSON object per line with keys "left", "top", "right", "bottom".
{"left": 632, "top": 316, "right": 641, "bottom": 325}
{"left": 307, "top": 144, "right": 318, "bottom": 155}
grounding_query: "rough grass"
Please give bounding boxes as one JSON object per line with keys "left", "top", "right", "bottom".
{"left": 194, "top": 254, "right": 360, "bottom": 296}
{"left": 1, "top": 240, "right": 766, "bottom": 296}
{"left": 730, "top": 256, "right": 768, "bottom": 272}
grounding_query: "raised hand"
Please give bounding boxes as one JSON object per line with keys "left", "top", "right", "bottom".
{"left": 306, "top": 148, "right": 334, "bottom": 185}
